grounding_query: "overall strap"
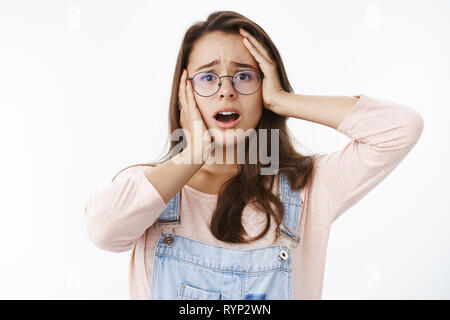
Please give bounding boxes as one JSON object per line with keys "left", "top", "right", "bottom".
{"left": 155, "top": 190, "right": 181, "bottom": 226}
{"left": 278, "top": 172, "right": 303, "bottom": 246}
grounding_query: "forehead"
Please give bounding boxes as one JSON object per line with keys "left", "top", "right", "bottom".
{"left": 188, "top": 31, "right": 259, "bottom": 71}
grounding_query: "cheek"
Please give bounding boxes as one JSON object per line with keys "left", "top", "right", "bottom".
{"left": 196, "top": 104, "right": 215, "bottom": 128}
{"left": 243, "top": 99, "right": 263, "bottom": 127}
{"left": 194, "top": 98, "right": 211, "bottom": 121}
{"left": 250, "top": 107, "right": 263, "bottom": 127}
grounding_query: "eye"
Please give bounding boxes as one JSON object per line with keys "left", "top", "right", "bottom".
{"left": 200, "top": 72, "right": 217, "bottom": 82}
{"left": 236, "top": 71, "right": 252, "bottom": 81}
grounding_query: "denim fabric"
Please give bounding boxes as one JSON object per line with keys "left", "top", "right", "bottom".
{"left": 151, "top": 172, "right": 303, "bottom": 300}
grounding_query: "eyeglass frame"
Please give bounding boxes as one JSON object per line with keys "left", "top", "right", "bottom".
{"left": 187, "top": 69, "right": 265, "bottom": 97}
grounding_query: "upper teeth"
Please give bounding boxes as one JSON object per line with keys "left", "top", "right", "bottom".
{"left": 218, "top": 111, "right": 237, "bottom": 115}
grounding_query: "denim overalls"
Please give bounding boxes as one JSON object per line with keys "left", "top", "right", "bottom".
{"left": 150, "top": 172, "right": 303, "bottom": 300}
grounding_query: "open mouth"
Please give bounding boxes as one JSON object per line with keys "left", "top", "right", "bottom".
{"left": 214, "top": 111, "right": 240, "bottom": 122}
{"left": 213, "top": 110, "right": 241, "bottom": 129}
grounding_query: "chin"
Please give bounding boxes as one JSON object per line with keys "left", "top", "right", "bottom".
{"left": 210, "top": 129, "right": 248, "bottom": 148}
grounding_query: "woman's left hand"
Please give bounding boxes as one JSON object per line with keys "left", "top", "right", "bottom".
{"left": 239, "top": 27, "right": 286, "bottom": 112}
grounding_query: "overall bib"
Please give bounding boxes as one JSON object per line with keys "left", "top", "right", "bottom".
{"left": 150, "top": 172, "right": 302, "bottom": 300}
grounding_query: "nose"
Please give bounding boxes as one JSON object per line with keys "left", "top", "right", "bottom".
{"left": 218, "top": 76, "right": 236, "bottom": 98}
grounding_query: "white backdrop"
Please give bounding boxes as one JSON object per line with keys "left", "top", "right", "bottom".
{"left": 0, "top": 0, "right": 448, "bottom": 299}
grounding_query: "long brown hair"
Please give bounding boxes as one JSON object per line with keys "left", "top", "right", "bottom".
{"left": 112, "top": 10, "right": 316, "bottom": 244}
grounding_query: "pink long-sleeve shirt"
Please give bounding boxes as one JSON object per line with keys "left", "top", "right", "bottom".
{"left": 84, "top": 93, "right": 424, "bottom": 299}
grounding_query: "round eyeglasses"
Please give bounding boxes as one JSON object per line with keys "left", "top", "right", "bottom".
{"left": 187, "top": 70, "right": 264, "bottom": 97}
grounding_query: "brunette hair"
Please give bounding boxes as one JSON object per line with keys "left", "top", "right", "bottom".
{"left": 112, "top": 10, "right": 316, "bottom": 244}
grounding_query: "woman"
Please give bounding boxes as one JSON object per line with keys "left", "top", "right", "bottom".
{"left": 84, "top": 10, "right": 424, "bottom": 299}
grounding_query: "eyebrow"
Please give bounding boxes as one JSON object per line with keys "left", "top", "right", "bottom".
{"left": 194, "top": 60, "right": 257, "bottom": 73}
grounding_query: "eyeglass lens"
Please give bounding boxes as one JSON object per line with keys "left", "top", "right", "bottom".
{"left": 192, "top": 70, "right": 261, "bottom": 97}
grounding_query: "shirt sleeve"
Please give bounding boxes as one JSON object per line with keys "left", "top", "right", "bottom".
{"left": 84, "top": 165, "right": 167, "bottom": 252}
{"left": 313, "top": 94, "right": 424, "bottom": 224}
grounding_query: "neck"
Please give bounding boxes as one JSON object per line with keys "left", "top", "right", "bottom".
{"left": 200, "top": 143, "right": 240, "bottom": 177}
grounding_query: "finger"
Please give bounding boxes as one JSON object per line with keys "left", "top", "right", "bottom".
{"left": 178, "top": 70, "right": 187, "bottom": 110}
{"left": 239, "top": 27, "right": 272, "bottom": 61}
{"left": 186, "top": 78, "right": 207, "bottom": 128}
{"left": 185, "top": 75, "right": 196, "bottom": 108}
{"left": 242, "top": 36, "right": 273, "bottom": 72}
{"left": 239, "top": 28, "right": 274, "bottom": 64}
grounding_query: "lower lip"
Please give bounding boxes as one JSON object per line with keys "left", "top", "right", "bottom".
{"left": 214, "top": 115, "right": 241, "bottom": 129}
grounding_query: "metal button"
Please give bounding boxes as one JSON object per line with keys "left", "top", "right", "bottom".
{"left": 278, "top": 249, "right": 289, "bottom": 261}
{"left": 162, "top": 235, "right": 174, "bottom": 247}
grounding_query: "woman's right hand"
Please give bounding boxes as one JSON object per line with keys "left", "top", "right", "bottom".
{"left": 178, "top": 69, "right": 213, "bottom": 164}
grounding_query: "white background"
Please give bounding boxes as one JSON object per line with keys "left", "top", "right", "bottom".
{"left": 0, "top": 0, "right": 448, "bottom": 299}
